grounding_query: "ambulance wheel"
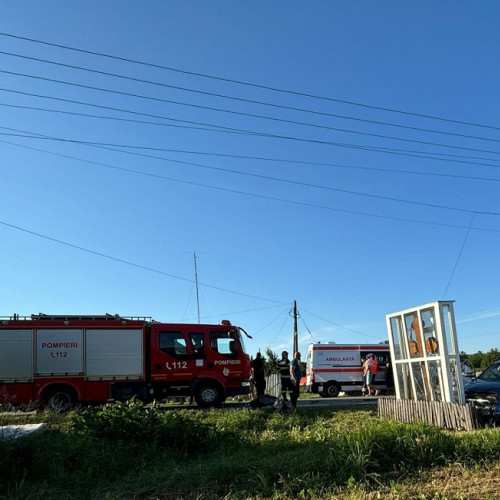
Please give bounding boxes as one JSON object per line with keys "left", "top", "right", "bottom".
{"left": 195, "top": 382, "right": 221, "bottom": 408}
{"left": 44, "top": 386, "right": 76, "bottom": 412}
{"left": 323, "top": 382, "right": 341, "bottom": 398}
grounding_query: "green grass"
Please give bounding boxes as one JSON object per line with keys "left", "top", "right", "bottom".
{"left": 1, "top": 401, "right": 500, "bottom": 499}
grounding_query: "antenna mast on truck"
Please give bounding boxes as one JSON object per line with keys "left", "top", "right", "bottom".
{"left": 194, "top": 252, "right": 201, "bottom": 324}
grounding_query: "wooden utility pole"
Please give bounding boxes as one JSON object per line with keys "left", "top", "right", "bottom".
{"left": 293, "top": 300, "right": 298, "bottom": 354}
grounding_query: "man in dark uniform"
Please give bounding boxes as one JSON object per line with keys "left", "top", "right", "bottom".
{"left": 278, "top": 351, "right": 292, "bottom": 401}
{"left": 251, "top": 352, "right": 266, "bottom": 397}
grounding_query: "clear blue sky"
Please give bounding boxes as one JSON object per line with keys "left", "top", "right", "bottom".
{"left": 2, "top": 2, "right": 500, "bottom": 357}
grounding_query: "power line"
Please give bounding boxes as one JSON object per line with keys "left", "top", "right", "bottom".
{"left": 3, "top": 31, "right": 500, "bottom": 133}
{"left": 3, "top": 48, "right": 500, "bottom": 146}
{"left": 0, "top": 220, "right": 282, "bottom": 304}
{"left": 6, "top": 98, "right": 500, "bottom": 178}
{"left": 4, "top": 69, "right": 500, "bottom": 158}
{"left": 300, "top": 307, "right": 381, "bottom": 341}
{"left": 5, "top": 87, "right": 500, "bottom": 170}
{"left": 5, "top": 134, "right": 500, "bottom": 221}
{"left": 442, "top": 213, "right": 476, "bottom": 299}
{"left": 6, "top": 99, "right": 500, "bottom": 180}
{"left": 5, "top": 105, "right": 500, "bottom": 178}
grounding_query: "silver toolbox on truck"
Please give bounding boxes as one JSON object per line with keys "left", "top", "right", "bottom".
{"left": 0, "top": 328, "right": 144, "bottom": 381}
{"left": 0, "top": 330, "right": 33, "bottom": 381}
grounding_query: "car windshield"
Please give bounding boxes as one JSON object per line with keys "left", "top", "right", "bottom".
{"left": 479, "top": 362, "right": 500, "bottom": 381}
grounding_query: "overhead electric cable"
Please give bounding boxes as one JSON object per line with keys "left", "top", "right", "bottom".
{"left": 3, "top": 31, "right": 500, "bottom": 133}
{"left": 5, "top": 115, "right": 500, "bottom": 173}
{"left": 4, "top": 87, "right": 500, "bottom": 168}
{"left": 6, "top": 98, "right": 500, "bottom": 173}
{"left": 4, "top": 138, "right": 500, "bottom": 229}
{"left": 442, "top": 213, "right": 476, "bottom": 298}
{"left": 300, "top": 307, "right": 380, "bottom": 340}
{"left": 3, "top": 127, "right": 500, "bottom": 216}
{"left": 3, "top": 48, "right": 500, "bottom": 145}
{"left": 3, "top": 69, "right": 500, "bottom": 157}
{"left": 0, "top": 220, "right": 282, "bottom": 303}
{"left": 0, "top": 87, "right": 249, "bottom": 135}
{"left": 6, "top": 119, "right": 500, "bottom": 181}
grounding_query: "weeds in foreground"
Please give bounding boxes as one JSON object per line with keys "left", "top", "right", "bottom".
{"left": 1, "top": 403, "right": 500, "bottom": 499}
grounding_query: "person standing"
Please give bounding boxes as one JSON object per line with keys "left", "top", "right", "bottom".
{"left": 366, "top": 353, "right": 380, "bottom": 396}
{"left": 290, "top": 351, "right": 302, "bottom": 409}
{"left": 251, "top": 352, "right": 266, "bottom": 397}
{"left": 361, "top": 356, "right": 368, "bottom": 396}
{"left": 278, "top": 351, "right": 292, "bottom": 401}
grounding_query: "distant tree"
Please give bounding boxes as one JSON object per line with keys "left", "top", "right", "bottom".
{"left": 482, "top": 348, "right": 500, "bottom": 370}
{"left": 264, "top": 348, "right": 306, "bottom": 377}
{"left": 265, "top": 348, "right": 279, "bottom": 375}
{"left": 463, "top": 349, "right": 500, "bottom": 372}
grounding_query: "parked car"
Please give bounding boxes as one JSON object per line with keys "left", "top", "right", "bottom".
{"left": 464, "top": 359, "right": 500, "bottom": 424}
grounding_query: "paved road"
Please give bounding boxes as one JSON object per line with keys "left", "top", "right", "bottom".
{"left": 296, "top": 395, "right": 380, "bottom": 409}
{"left": 162, "top": 395, "right": 381, "bottom": 411}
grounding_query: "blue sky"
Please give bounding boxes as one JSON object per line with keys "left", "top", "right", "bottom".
{"left": 2, "top": 2, "right": 500, "bottom": 357}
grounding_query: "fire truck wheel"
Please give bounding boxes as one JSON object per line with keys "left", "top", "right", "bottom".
{"left": 323, "top": 382, "right": 341, "bottom": 398}
{"left": 194, "top": 382, "right": 221, "bottom": 408}
{"left": 44, "top": 386, "right": 76, "bottom": 413}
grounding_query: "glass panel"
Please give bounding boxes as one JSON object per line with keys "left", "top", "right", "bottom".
{"left": 189, "top": 332, "right": 205, "bottom": 356}
{"left": 159, "top": 331, "right": 187, "bottom": 356}
{"left": 395, "top": 363, "right": 412, "bottom": 399}
{"left": 411, "top": 362, "right": 427, "bottom": 400}
{"left": 404, "top": 313, "right": 421, "bottom": 359}
{"left": 479, "top": 363, "right": 500, "bottom": 381}
{"left": 441, "top": 303, "right": 456, "bottom": 356}
{"left": 421, "top": 307, "right": 439, "bottom": 357}
{"left": 428, "top": 360, "right": 443, "bottom": 402}
{"left": 209, "top": 330, "right": 237, "bottom": 357}
{"left": 449, "top": 357, "right": 459, "bottom": 402}
{"left": 390, "top": 317, "right": 404, "bottom": 360}
{"left": 237, "top": 328, "right": 248, "bottom": 354}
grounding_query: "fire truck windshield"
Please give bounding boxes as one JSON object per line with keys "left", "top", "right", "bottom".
{"left": 237, "top": 328, "right": 248, "bottom": 354}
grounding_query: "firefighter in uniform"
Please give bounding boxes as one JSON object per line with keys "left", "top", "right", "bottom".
{"left": 278, "top": 351, "right": 292, "bottom": 401}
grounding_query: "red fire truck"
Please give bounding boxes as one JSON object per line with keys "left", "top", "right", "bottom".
{"left": 0, "top": 313, "right": 252, "bottom": 410}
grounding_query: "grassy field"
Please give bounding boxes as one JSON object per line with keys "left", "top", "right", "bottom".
{"left": 1, "top": 400, "right": 500, "bottom": 499}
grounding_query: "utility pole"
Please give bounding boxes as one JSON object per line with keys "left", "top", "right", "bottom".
{"left": 194, "top": 252, "right": 200, "bottom": 324}
{"left": 293, "top": 300, "right": 298, "bottom": 354}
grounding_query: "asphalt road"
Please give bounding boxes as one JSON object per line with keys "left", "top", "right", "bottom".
{"left": 162, "top": 395, "right": 381, "bottom": 411}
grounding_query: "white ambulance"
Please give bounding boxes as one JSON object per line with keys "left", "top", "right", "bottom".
{"left": 306, "top": 343, "right": 391, "bottom": 397}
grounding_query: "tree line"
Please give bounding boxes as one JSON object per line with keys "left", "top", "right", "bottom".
{"left": 461, "top": 348, "right": 500, "bottom": 372}
{"left": 261, "top": 347, "right": 500, "bottom": 375}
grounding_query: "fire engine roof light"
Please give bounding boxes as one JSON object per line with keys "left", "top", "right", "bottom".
{"left": 221, "top": 320, "right": 232, "bottom": 326}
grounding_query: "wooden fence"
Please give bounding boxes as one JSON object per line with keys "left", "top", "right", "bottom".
{"left": 378, "top": 397, "right": 480, "bottom": 430}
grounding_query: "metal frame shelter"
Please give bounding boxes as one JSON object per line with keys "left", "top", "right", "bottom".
{"left": 386, "top": 301, "right": 465, "bottom": 404}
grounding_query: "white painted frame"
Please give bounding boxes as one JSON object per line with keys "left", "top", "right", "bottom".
{"left": 386, "top": 301, "right": 465, "bottom": 404}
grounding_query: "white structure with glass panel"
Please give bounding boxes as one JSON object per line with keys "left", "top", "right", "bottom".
{"left": 386, "top": 301, "right": 465, "bottom": 404}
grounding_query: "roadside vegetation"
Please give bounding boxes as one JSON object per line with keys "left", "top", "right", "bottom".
{"left": 1, "top": 400, "right": 500, "bottom": 499}
{"left": 461, "top": 347, "right": 500, "bottom": 372}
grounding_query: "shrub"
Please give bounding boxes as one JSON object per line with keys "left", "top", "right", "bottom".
{"left": 72, "top": 399, "right": 216, "bottom": 453}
